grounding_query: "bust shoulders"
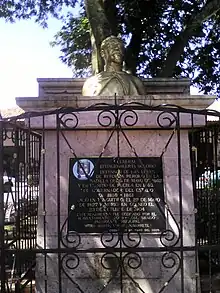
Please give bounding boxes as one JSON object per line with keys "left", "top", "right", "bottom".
{"left": 82, "top": 71, "right": 146, "bottom": 96}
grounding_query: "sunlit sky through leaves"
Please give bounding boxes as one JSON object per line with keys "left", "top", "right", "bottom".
{"left": 0, "top": 15, "right": 213, "bottom": 110}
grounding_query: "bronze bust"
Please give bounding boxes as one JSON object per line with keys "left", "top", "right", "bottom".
{"left": 82, "top": 36, "right": 146, "bottom": 96}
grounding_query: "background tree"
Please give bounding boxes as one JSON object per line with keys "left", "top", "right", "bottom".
{"left": 1, "top": 0, "right": 219, "bottom": 94}
{"left": 0, "top": 0, "right": 77, "bottom": 26}
{"left": 52, "top": 0, "right": 220, "bottom": 95}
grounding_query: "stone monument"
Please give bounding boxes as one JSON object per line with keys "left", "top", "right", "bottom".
{"left": 82, "top": 36, "right": 146, "bottom": 96}
{"left": 15, "top": 47, "right": 216, "bottom": 292}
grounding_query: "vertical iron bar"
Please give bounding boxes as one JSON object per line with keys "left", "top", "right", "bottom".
{"left": 0, "top": 119, "right": 6, "bottom": 293}
{"left": 27, "top": 118, "right": 31, "bottom": 253}
{"left": 15, "top": 125, "right": 22, "bottom": 278}
{"left": 115, "top": 95, "right": 123, "bottom": 293}
{"left": 56, "top": 113, "right": 62, "bottom": 293}
{"left": 42, "top": 115, "right": 48, "bottom": 293}
{"left": 190, "top": 113, "right": 199, "bottom": 292}
{"left": 205, "top": 116, "right": 212, "bottom": 293}
{"left": 30, "top": 130, "right": 33, "bottom": 251}
{"left": 30, "top": 123, "right": 34, "bottom": 293}
{"left": 213, "top": 125, "right": 219, "bottom": 268}
{"left": 177, "top": 112, "right": 184, "bottom": 292}
{"left": 216, "top": 123, "right": 220, "bottom": 267}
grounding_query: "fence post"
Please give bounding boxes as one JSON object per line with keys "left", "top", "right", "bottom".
{"left": 0, "top": 117, "right": 5, "bottom": 293}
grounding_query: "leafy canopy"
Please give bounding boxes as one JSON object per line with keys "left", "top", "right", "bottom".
{"left": 1, "top": 0, "right": 219, "bottom": 94}
{"left": 0, "top": 0, "right": 77, "bottom": 26}
{"left": 52, "top": 0, "right": 220, "bottom": 95}
{"left": 51, "top": 11, "right": 91, "bottom": 76}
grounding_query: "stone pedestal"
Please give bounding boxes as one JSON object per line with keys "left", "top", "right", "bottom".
{"left": 16, "top": 78, "right": 215, "bottom": 293}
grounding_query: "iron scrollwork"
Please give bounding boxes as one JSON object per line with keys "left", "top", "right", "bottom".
{"left": 97, "top": 109, "right": 138, "bottom": 127}
{"left": 60, "top": 205, "right": 81, "bottom": 249}
{"left": 97, "top": 110, "right": 117, "bottom": 127}
{"left": 122, "top": 252, "right": 142, "bottom": 272}
{"left": 161, "top": 251, "right": 180, "bottom": 270}
{"left": 62, "top": 253, "right": 80, "bottom": 270}
{"left": 61, "top": 231, "right": 81, "bottom": 249}
{"left": 100, "top": 230, "right": 141, "bottom": 249}
{"left": 61, "top": 253, "right": 84, "bottom": 293}
{"left": 158, "top": 252, "right": 181, "bottom": 293}
{"left": 59, "top": 113, "right": 79, "bottom": 129}
{"left": 159, "top": 205, "right": 180, "bottom": 249}
{"left": 2, "top": 127, "right": 27, "bottom": 144}
{"left": 122, "top": 231, "right": 141, "bottom": 248}
{"left": 101, "top": 252, "right": 120, "bottom": 271}
{"left": 60, "top": 212, "right": 81, "bottom": 249}
{"left": 119, "top": 110, "right": 138, "bottom": 127}
{"left": 122, "top": 252, "right": 145, "bottom": 293}
{"left": 160, "top": 227, "right": 180, "bottom": 248}
{"left": 101, "top": 230, "right": 120, "bottom": 248}
{"left": 157, "top": 111, "right": 177, "bottom": 128}
{"left": 3, "top": 128, "right": 16, "bottom": 142}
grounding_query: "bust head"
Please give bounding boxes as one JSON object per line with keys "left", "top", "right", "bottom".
{"left": 100, "top": 36, "right": 124, "bottom": 70}
{"left": 82, "top": 35, "right": 146, "bottom": 96}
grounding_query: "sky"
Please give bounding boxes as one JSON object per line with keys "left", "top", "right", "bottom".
{"left": 0, "top": 15, "right": 216, "bottom": 110}
{"left": 0, "top": 17, "right": 73, "bottom": 109}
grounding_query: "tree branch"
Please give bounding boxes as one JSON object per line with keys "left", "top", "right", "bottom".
{"left": 84, "top": 0, "right": 112, "bottom": 72}
{"left": 159, "top": 0, "right": 220, "bottom": 77}
{"left": 125, "top": 18, "right": 143, "bottom": 75}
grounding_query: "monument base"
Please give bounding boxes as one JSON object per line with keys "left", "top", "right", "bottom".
{"left": 15, "top": 78, "right": 215, "bottom": 293}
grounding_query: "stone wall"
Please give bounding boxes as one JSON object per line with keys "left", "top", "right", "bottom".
{"left": 34, "top": 113, "right": 197, "bottom": 293}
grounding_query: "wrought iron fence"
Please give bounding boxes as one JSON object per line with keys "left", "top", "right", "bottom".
{"left": 0, "top": 120, "right": 40, "bottom": 293}
{"left": 0, "top": 102, "right": 220, "bottom": 293}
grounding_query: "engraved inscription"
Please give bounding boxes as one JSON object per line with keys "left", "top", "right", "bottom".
{"left": 68, "top": 157, "right": 165, "bottom": 233}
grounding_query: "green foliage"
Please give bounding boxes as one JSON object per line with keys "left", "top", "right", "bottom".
{"left": 191, "top": 16, "right": 220, "bottom": 94}
{"left": 52, "top": 0, "right": 220, "bottom": 95}
{"left": 51, "top": 11, "right": 91, "bottom": 76}
{"left": 1, "top": 0, "right": 219, "bottom": 94}
{"left": 0, "top": 0, "right": 78, "bottom": 26}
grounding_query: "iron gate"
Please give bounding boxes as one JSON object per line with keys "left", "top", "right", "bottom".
{"left": 0, "top": 102, "right": 220, "bottom": 293}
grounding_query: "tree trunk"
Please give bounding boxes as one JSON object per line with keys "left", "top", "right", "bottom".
{"left": 159, "top": 0, "right": 220, "bottom": 77}
{"left": 125, "top": 18, "right": 143, "bottom": 75}
{"left": 85, "top": 0, "right": 113, "bottom": 73}
{"left": 90, "top": 31, "right": 103, "bottom": 74}
{"left": 103, "top": 0, "right": 117, "bottom": 36}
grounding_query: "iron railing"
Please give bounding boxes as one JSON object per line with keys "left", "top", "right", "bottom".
{"left": 0, "top": 102, "right": 220, "bottom": 292}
